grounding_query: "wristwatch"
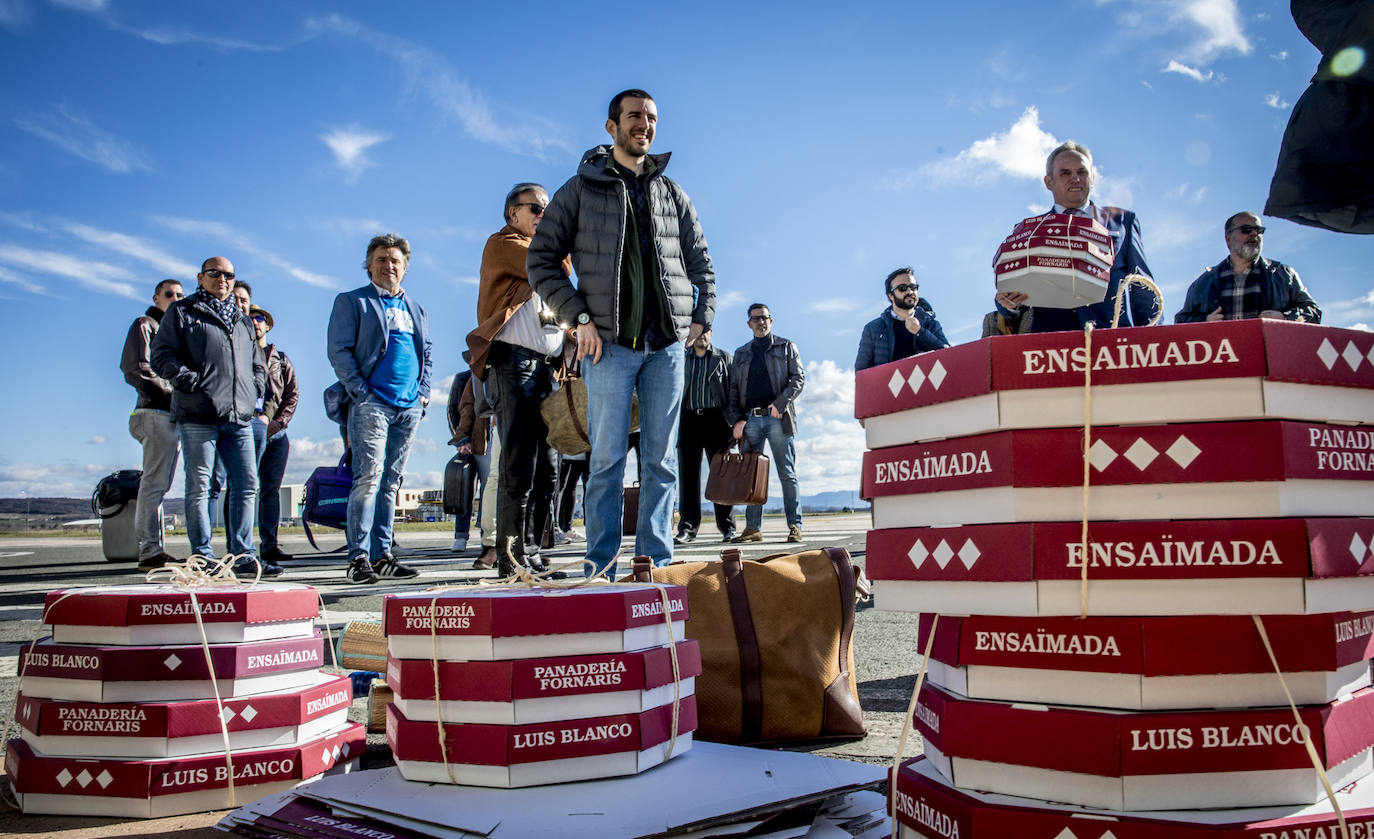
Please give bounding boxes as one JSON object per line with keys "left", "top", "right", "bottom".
{"left": 576, "top": 313, "right": 591, "bottom": 325}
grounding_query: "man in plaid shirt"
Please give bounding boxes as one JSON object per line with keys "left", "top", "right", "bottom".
{"left": 1175, "top": 211, "right": 1321, "bottom": 323}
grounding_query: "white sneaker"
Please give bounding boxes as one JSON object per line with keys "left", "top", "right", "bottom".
{"left": 565, "top": 527, "right": 585, "bottom": 542}
{"left": 450, "top": 537, "right": 468, "bottom": 552}
{"left": 552, "top": 529, "right": 570, "bottom": 546}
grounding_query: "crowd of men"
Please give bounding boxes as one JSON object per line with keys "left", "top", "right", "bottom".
{"left": 119, "top": 92, "right": 1323, "bottom": 585}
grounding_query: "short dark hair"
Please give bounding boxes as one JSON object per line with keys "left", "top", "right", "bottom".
{"left": 154, "top": 278, "right": 181, "bottom": 296}
{"left": 1224, "top": 211, "right": 1260, "bottom": 233}
{"left": 608, "top": 89, "right": 653, "bottom": 123}
{"left": 884, "top": 267, "right": 915, "bottom": 295}
{"left": 233, "top": 280, "right": 252, "bottom": 298}
{"left": 363, "top": 234, "right": 411, "bottom": 273}
{"left": 503, "top": 182, "right": 546, "bottom": 225}
{"left": 747, "top": 302, "right": 770, "bottom": 318}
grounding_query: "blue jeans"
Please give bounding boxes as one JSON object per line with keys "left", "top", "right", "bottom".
{"left": 208, "top": 417, "right": 266, "bottom": 540}
{"left": 180, "top": 421, "right": 258, "bottom": 558}
{"left": 257, "top": 429, "right": 289, "bottom": 552}
{"left": 744, "top": 415, "right": 801, "bottom": 531}
{"left": 581, "top": 342, "right": 684, "bottom": 578}
{"left": 347, "top": 396, "right": 423, "bottom": 562}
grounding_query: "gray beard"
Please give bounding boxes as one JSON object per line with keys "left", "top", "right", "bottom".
{"left": 1235, "top": 243, "right": 1261, "bottom": 262}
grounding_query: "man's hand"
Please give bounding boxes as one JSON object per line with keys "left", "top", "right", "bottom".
{"left": 457, "top": 442, "right": 472, "bottom": 455}
{"left": 686, "top": 322, "right": 705, "bottom": 347}
{"left": 257, "top": 414, "right": 269, "bottom": 425}
{"left": 1259, "top": 310, "right": 1285, "bottom": 320}
{"left": 575, "top": 322, "right": 602, "bottom": 364}
{"left": 903, "top": 311, "right": 923, "bottom": 335}
{"left": 1206, "top": 307, "right": 1225, "bottom": 322}
{"left": 732, "top": 420, "right": 746, "bottom": 440}
{"left": 769, "top": 404, "right": 782, "bottom": 419}
{"left": 995, "top": 291, "right": 1027, "bottom": 313}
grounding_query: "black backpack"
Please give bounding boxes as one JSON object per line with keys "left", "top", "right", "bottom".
{"left": 92, "top": 470, "right": 142, "bottom": 518}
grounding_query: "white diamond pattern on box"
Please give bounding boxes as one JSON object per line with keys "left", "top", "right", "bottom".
{"left": 957, "top": 538, "right": 981, "bottom": 570}
{"left": 76, "top": 769, "right": 92, "bottom": 788}
{"left": 320, "top": 747, "right": 331, "bottom": 763}
{"left": 1123, "top": 438, "right": 1160, "bottom": 471}
{"left": 1165, "top": 435, "right": 1201, "bottom": 468}
{"left": 240, "top": 704, "right": 258, "bottom": 722}
{"left": 887, "top": 369, "right": 904, "bottom": 398}
{"left": 220, "top": 706, "right": 236, "bottom": 723}
{"left": 932, "top": 540, "right": 955, "bottom": 570}
{"left": 96, "top": 770, "right": 113, "bottom": 788}
{"left": 55, "top": 768, "right": 72, "bottom": 787}
{"left": 907, "top": 365, "right": 927, "bottom": 395}
{"left": 163, "top": 653, "right": 182, "bottom": 671}
{"left": 1088, "top": 439, "right": 1118, "bottom": 471}
{"left": 907, "top": 539, "right": 929, "bottom": 569}
{"left": 1350, "top": 533, "right": 1368, "bottom": 564}
{"left": 927, "top": 360, "right": 947, "bottom": 389}
{"left": 1343, "top": 340, "right": 1365, "bottom": 372}
{"left": 1317, "top": 338, "right": 1339, "bottom": 370}
{"left": 1367, "top": 343, "right": 1374, "bottom": 367}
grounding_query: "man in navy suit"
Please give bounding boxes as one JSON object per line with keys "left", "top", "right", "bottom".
{"left": 326, "top": 233, "right": 431, "bottom": 584}
{"left": 993, "top": 141, "right": 1159, "bottom": 332}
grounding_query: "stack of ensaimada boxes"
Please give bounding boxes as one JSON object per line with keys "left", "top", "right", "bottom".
{"left": 855, "top": 319, "right": 1374, "bottom": 836}
{"left": 7, "top": 583, "right": 363, "bottom": 818}
{"left": 382, "top": 582, "right": 701, "bottom": 787}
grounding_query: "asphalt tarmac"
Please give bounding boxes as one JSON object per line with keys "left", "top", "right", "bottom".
{"left": 0, "top": 513, "right": 924, "bottom": 837}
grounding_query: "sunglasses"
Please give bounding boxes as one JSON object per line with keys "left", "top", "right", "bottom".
{"left": 1227, "top": 224, "right": 1265, "bottom": 235}
{"left": 749, "top": 315, "right": 771, "bottom": 323}
{"left": 252, "top": 315, "right": 267, "bottom": 323}
{"left": 890, "top": 283, "right": 919, "bottom": 293}
{"left": 203, "top": 268, "right": 236, "bottom": 280}
{"left": 161, "top": 290, "right": 184, "bottom": 299}
{"left": 516, "top": 203, "right": 546, "bottom": 216}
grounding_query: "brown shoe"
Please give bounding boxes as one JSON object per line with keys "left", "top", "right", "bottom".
{"left": 731, "top": 528, "right": 764, "bottom": 543}
{"left": 787, "top": 525, "right": 803, "bottom": 543}
{"left": 471, "top": 547, "right": 498, "bottom": 570}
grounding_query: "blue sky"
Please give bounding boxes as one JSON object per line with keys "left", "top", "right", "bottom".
{"left": 1, "top": 0, "right": 1369, "bottom": 500}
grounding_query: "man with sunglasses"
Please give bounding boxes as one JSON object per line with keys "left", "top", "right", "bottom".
{"left": 529, "top": 88, "right": 716, "bottom": 578}
{"left": 1175, "top": 211, "right": 1321, "bottom": 323}
{"left": 855, "top": 267, "right": 949, "bottom": 372}
{"left": 151, "top": 258, "right": 273, "bottom": 577}
{"left": 121, "top": 278, "right": 184, "bottom": 571}
{"left": 465, "top": 183, "right": 564, "bottom": 577}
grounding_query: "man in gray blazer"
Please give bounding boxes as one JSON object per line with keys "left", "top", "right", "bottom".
{"left": 326, "top": 234, "right": 431, "bottom": 584}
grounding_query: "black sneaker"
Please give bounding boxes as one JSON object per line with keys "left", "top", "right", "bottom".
{"left": 233, "top": 556, "right": 283, "bottom": 579}
{"left": 346, "top": 558, "right": 378, "bottom": 585}
{"left": 261, "top": 546, "right": 294, "bottom": 564}
{"left": 674, "top": 528, "right": 697, "bottom": 545}
{"left": 137, "top": 552, "right": 177, "bottom": 572}
{"left": 375, "top": 554, "right": 419, "bottom": 580}
{"left": 720, "top": 530, "right": 737, "bottom": 543}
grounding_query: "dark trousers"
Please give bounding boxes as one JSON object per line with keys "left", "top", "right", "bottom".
{"left": 677, "top": 407, "right": 736, "bottom": 536}
{"left": 257, "top": 430, "right": 289, "bottom": 552}
{"left": 487, "top": 343, "right": 556, "bottom": 561}
{"left": 557, "top": 457, "right": 589, "bottom": 532}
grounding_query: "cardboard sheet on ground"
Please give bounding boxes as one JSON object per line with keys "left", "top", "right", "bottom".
{"left": 218, "top": 741, "right": 884, "bottom": 838}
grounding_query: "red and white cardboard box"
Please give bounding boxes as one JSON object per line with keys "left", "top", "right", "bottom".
{"left": 384, "top": 584, "right": 688, "bottom": 661}
{"left": 916, "top": 611, "right": 1374, "bottom": 710}
{"left": 867, "top": 517, "right": 1374, "bottom": 616}
{"left": 17, "top": 633, "right": 326, "bottom": 702}
{"left": 913, "top": 682, "right": 1374, "bottom": 811}
{"left": 5, "top": 720, "right": 362, "bottom": 819}
{"left": 862, "top": 420, "right": 1374, "bottom": 528}
{"left": 996, "top": 234, "right": 1114, "bottom": 271}
{"left": 43, "top": 583, "right": 319, "bottom": 645}
{"left": 1005, "top": 216, "right": 1114, "bottom": 249}
{"left": 15, "top": 672, "right": 352, "bottom": 757}
{"left": 994, "top": 254, "right": 1110, "bottom": 310}
{"left": 894, "top": 754, "right": 1374, "bottom": 838}
{"left": 386, "top": 695, "right": 696, "bottom": 787}
{"left": 856, "top": 320, "right": 1374, "bottom": 449}
{"left": 387, "top": 640, "right": 702, "bottom": 724}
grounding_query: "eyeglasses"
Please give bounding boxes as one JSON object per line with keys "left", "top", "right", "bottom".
{"left": 749, "top": 315, "right": 771, "bottom": 323}
{"left": 516, "top": 203, "right": 546, "bottom": 216}
{"left": 203, "top": 268, "right": 236, "bottom": 280}
{"left": 890, "top": 283, "right": 919, "bottom": 293}
{"left": 1227, "top": 224, "right": 1265, "bottom": 235}
{"left": 161, "top": 290, "right": 184, "bottom": 299}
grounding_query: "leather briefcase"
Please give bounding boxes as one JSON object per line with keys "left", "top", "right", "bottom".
{"left": 631, "top": 547, "right": 868, "bottom": 744}
{"left": 704, "top": 443, "right": 769, "bottom": 506}
{"left": 442, "top": 452, "right": 475, "bottom": 516}
{"left": 622, "top": 483, "right": 639, "bottom": 536}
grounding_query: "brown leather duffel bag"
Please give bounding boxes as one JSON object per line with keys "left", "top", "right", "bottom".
{"left": 631, "top": 546, "right": 868, "bottom": 744}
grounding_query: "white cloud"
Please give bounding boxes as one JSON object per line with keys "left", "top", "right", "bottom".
{"left": 0, "top": 264, "right": 52, "bottom": 296}
{"left": 0, "top": 459, "right": 128, "bottom": 497}
{"left": 0, "top": 245, "right": 140, "bottom": 299}
{"left": 715, "top": 290, "right": 747, "bottom": 311}
{"left": 51, "top": 0, "right": 293, "bottom": 51}
{"left": 451, "top": 275, "right": 480, "bottom": 287}
{"left": 13, "top": 104, "right": 151, "bottom": 173}
{"left": 893, "top": 106, "right": 1059, "bottom": 190}
{"left": 62, "top": 222, "right": 197, "bottom": 279}
{"left": 1271, "top": 51, "right": 1288, "bottom": 61}
{"left": 1168, "top": 0, "right": 1251, "bottom": 62}
{"left": 1149, "top": 213, "right": 1213, "bottom": 254}
{"left": 429, "top": 374, "right": 455, "bottom": 408}
{"left": 1263, "top": 92, "right": 1291, "bottom": 110}
{"left": 792, "top": 359, "right": 864, "bottom": 494}
{"left": 1163, "top": 60, "right": 1214, "bottom": 82}
{"left": 0, "top": 0, "right": 32, "bottom": 29}
{"left": 809, "top": 298, "right": 860, "bottom": 313}
{"left": 307, "top": 15, "right": 570, "bottom": 161}
{"left": 1167, "top": 183, "right": 1208, "bottom": 204}
{"left": 152, "top": 216, "right": 339, "bottom": 289}
{"left": 320, "top": 127, "right": 387, "bottom": 177}
{"left": 88, "top": 435, "right": 107, "bottom": 445}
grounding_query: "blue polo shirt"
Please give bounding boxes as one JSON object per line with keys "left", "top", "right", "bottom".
{"left": 367, "top": 294, "right": 420, "bottom": 408}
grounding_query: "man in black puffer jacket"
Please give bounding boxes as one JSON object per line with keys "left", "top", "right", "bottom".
{"left": 528, "top": 88, "right": 715, "bottom": 578}
{"left": 151, "top": 256, "right": 273, "bottom": 576}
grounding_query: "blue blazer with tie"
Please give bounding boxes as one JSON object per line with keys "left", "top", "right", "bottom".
{"left": 1021, "top": 204, "right": 1159, "bottom": 333}
{"left": 327, "top": 283, "right": 433, "bottom": 405}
